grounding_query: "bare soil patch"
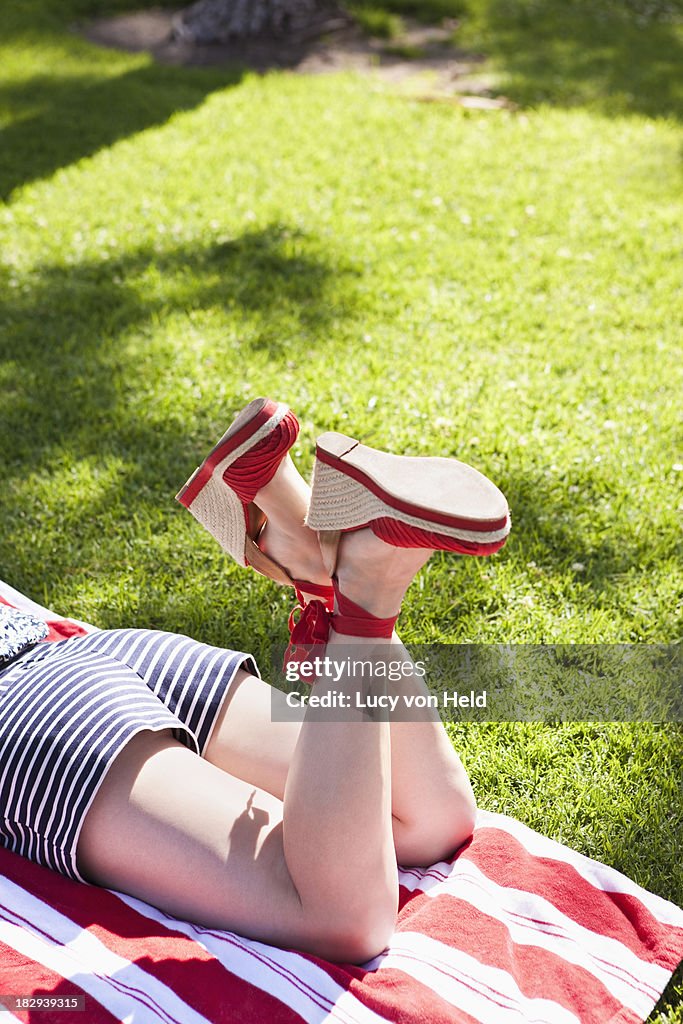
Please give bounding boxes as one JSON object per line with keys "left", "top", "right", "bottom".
{"left": 81, "top": 7, "right": 514, "bottom": 108}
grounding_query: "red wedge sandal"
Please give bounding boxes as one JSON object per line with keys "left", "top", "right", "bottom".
{"left": 306, "top": 432, "right": 511, "bottom": 577}
{"left": 176, "top": 398, "right": 334, "bottom": 654}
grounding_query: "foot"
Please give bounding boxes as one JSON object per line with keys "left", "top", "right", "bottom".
{"left": 254, "top": 456, "right": 332, "bottom": 596}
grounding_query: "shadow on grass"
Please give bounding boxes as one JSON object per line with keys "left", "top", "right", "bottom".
{"left": 0, "top": 61, "right": 243, "bottom": 201}
{"left": 0, "top": 222, "right": 353, "bottom": 467}
{"left": 0, "top": 221, "right": 359, "bottom": 644}
{"left": 464, "top": 0, "right": 683, "bottom": 119}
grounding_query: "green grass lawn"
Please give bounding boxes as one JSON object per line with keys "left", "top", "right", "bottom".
{"left": 1, "top": 0, "right": 682, "bottom": 1016}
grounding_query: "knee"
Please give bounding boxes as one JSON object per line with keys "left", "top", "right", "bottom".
{"left": 400, "top": 783, "right": 477, "bottom": 867}
{"left": 440, "top": 784, "right": 477, "bottom": 857}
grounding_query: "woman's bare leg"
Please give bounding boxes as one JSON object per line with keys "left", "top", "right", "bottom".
{"left": 77, "top": 716, "right": 394, "bottom": 963}
{"left": 77, "top": 552, "right": 417, "bottom": 962}
{"left": 207, "top": 464, "right": 477, "bottom": 866}
{"left": 334, "top": 530, "right": 477, "bottom": 865}
{"left": 255, "top": 453, "right": 331, "bottom": 595}
{"left": 207, "top": 641, "right": 475, "bottom": 867}
{"left": 77, "top": 521, "right": 468, "bottom": 960}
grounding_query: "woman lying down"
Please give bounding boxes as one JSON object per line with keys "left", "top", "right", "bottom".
{"left": 0, "top": 398, "right": 510, "bottom": 964}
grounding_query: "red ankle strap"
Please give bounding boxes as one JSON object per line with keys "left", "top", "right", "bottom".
{"left": 284, "top": 583, "right": 335, "bottom": 669}
{"left": 330, "top": 578, "right": 398, "bottom": 639}
{"left": 284, "top": 577, "right": 398, "bottom": 668}
{"left": 293, "top": 580, "right": 335, "bottom": 607}
{"left": 286, "top": 598, "right": 332, "bottom": 666}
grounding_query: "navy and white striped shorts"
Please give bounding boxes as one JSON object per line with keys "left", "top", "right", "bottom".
{"left": 0, "top": 628, "right": 257, "bottom": 883}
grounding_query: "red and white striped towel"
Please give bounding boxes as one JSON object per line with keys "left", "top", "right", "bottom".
{"left": 1, "top": 580, "right": 682, "bottom": 1024}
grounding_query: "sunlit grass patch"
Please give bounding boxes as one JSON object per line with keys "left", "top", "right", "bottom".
{"left": 0, "top": 1, "right": 681, "bottom": 1016}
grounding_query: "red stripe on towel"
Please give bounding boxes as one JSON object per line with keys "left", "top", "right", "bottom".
{"left": 43, "top": 619, "right": 89, "bottom": 642}
{"left": 318, "top": 954, "right": 485, "bottom": 1024}
{"left": 0, "top": 849, "right": 306, "bottom": 1024}
{"left": 0, "top": 936, "right": 115, "bottom": 1024}
{"left": 395, "top": 890, "right": 636, "bottom": 1022}
{"left": 465, "top": 827, "right": 683, "bottom": 962}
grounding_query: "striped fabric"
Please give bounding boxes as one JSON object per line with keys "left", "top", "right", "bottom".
{"left": 1, "top": 581, "right": 682, "bottom": 1024}
{"left": 0, "top": 611, "right": 253, "bottom": 885}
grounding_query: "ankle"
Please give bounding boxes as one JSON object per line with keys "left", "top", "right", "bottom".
{"left": 255, "top": 456, "right": 309, "bottom": 526}
{"left": 258, "top": 521, "right": 331, "bottom": 592}
{"left": 334, "top": 529, "right": 431, "bottom": 620}
{"left": 253, "top": 456, "right": 331, "bottom": 593}
{"left": 329, "top": 577, "right": 400, "bottom": 638}
{"left": 334, "top": 568, "right": 403, "bottom": 620}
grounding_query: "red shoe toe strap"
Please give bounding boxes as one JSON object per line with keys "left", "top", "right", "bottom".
{"left": 330, "top": 578, "right": 398, "bottom": 639}
{"left": 224, "top": 410, "right": 299, "bottom": 505}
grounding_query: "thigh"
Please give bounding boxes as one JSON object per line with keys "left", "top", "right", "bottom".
{"left": 76, "top": 729, "right": 310, "bottom": 949}
{"left": 203, "top": 670, "right": 302, "bottom": 799}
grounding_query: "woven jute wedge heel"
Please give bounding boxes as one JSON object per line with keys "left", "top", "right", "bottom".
{"left": 177, "top": 397, "right": 335, "bottom": 659}
{"left": 176, "top": 398, "right": 293, "bottom": 569}
{"left": 307, "top": 432, "right": 511, "bottom": 576}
